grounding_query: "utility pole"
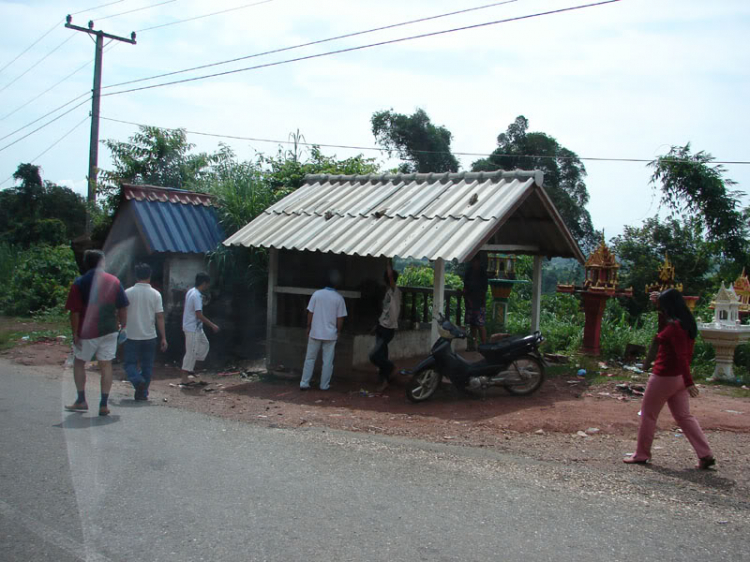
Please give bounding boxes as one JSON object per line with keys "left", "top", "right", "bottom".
{"left": 65, "top": 15, "right": 136, "bottom": 233}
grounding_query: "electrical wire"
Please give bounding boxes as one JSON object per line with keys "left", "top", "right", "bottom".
{"left": 0, "top": 97, "right": 91, "bottom": 153}
{"left": 0, "top": 0, "right": 127, "bottom": 76}
{"left": 0, "top": 114, "right": 91, "bottom": 188}
{"left": 137, "top": 0, "right": 276, "bottom": 32}
{"left": 0, "top": 35, "right": 77, "bottom": 95}
{"left": 2, "top": 38, "right": 121, "bottom": 123}
{"left": 97, "top": 0, "right": 179, "bottom": 21}
{"left": 0, "top": 92, "right": 91, "bottom": 143}
{"left": 101, "top": 0, "right": 622, "bottom": 97}
{"left": 100, "top": 115, "right": 750, "bottom": 166}
{"left": 105, "top": 0, "right": 520, "bottom": 90}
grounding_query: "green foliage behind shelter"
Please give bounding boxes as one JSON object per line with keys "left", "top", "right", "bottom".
{"left": 1, "top": 245, "right": 79, "bottom": 316}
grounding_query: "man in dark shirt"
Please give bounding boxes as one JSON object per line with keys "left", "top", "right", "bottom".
{"left": 463, "top": 254, "right": 489, "bottom": 350}
{"left": 64, "top": 250, "right": 129, "bottom": 416}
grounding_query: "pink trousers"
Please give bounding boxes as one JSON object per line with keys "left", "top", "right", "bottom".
{"left": 634, "top": 374, "right": 712, "bottom": 461}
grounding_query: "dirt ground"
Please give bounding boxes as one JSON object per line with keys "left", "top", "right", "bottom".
{"left": 5, "top": 336, "right": 750, "bottom": 503}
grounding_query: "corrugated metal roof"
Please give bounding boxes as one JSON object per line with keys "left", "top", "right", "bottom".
{"left": 132, "top": 200, "right": 225, "bottom": 253}
{"left": 123, "top": 184, "right": 215, "bottom": 207}
{"left": 224, "top": 170, "right": 583, "bottom": 263}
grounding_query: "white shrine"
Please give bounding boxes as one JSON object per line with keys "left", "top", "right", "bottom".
{"left": 698, "top": 283, "right": 750, "bottom": 381}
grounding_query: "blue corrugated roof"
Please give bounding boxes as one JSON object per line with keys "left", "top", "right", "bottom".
{"left": 131, "top": 199, "right": 225, "bottom": 254}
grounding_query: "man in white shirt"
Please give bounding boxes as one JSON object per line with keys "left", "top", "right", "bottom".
{"left": 124, "top": 263, "right": 168, "bottom": 401}
{"left": 300, "top": 271, "right": 347, "bottom": 391}
{"left": 369, "top": 260, "right": 401, "bottom": 392}
{"left": 181, "top": 272, "right": 220, "bottom": 385}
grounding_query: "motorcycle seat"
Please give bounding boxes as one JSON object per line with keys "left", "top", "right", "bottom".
{"left": 478, "top": 335, "right": 528, "bottom": 353}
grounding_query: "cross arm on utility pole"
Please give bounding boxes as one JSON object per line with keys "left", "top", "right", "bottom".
{"left": 65, "top": 16, "right": 137, "bottom": 44}
{"left": 65, "top": 15, "right": 136, "bottom": 234}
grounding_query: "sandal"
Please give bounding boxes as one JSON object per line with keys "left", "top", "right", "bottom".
{"left": 697, "top": 456, "right": 716, "bottom": 470}
{"left": 623, "top": 456, "right": 649, "bottom": 465}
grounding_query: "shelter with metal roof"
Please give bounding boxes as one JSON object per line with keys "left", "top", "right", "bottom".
{"left": 104, "top": 184, "right": 225, "bottom": 336}
{"left": 224, "top": 170, "right": 584, "bottom": 371}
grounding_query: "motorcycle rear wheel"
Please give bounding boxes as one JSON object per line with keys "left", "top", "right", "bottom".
{"left": 406, "top": 369, "right": 441, "bottom": 403}
{"left": 504, "top": 356, "right": 545, "bottom": 396}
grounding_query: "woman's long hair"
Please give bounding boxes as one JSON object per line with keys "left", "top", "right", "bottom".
{"left": 658, "top": 288, "right": 698, "bottom": 339}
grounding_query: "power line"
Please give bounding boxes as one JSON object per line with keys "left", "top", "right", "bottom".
{"left": 137, "top": 0, "right": 276, "bottom": 32}
{"left": 100, "top": 115, "right": 750, "bottom": 166}
{"left": 71, "top": 0, "right": 128, "bottom": 16}
{"left": 1, "top": 39, "right": 119, "bottom": 122}
{"left": 0, "top": 0, "right": 127, "bottom": 76}
{"left": 104, "top": 0, "right": 520, "bottom": 90}
{"left": 0, "top": 35, "right": 77, "bottom": 95}
{"left": 0, "top": 114, "right": 91, "bottom": 188}
{"left": 0, "top": 92, "right": 91, "bottom": 143}
{"left": 0, "top": 98, "right": 91, "bottom": 153}
{"left": 98, "top": 0, "right": 179, "bottom": 21}
{"left": 101, "top": 0, "right": 622, "bottom": 97}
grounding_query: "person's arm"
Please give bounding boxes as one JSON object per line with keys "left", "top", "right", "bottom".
{"left": 196, "top": 310, "right": 219, "bottom": 332}
{"left": 306, "top": 311, "right": 313, "bottom": 338}
{"left": 156, "top": 312, "right": 168, "bottom": 351}
{"left": 671, "top": 324, "right": 694, "bottom": 388}
{"left": 336, "top": 316, "right": 344, "bottom": 333}
{"left": 118, "top": 307, "right": 127, "bottom": 330}
{"left": 70, "top": 312, "right": 80, "bottom": 347}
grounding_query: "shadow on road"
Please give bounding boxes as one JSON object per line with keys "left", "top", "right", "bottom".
{"left": 54, "top": 413, "right": 120, "bottom": 429}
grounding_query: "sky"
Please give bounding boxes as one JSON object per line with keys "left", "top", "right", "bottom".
{"left": 1, "top": 0, "right": 749, "bottom": 241}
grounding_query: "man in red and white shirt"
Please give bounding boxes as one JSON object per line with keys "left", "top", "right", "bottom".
{"left": 64, "top": 250, "right": 128, "bottom": 416}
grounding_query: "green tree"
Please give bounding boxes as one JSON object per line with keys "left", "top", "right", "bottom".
{"left": 649, "top": 143, "right": 747, "bottom": 264}
{"left": 611, "top": 217, "right": 715, "bottom": 317}
{"left": 471, "top": 116, "right": 596, "bottom": 251}
{"left": 371, "top": 108, "right": 459, "bottom": 173}
{"left": 1, "top": 245, "right": 79, "bottom": 315}
{"left": 0, "top": 164, "right": 86, "bottom": 246}
{"left": 101, "top": 126, "right": 212, "bottom": 203}
{"left": 262, "top": 141, "right": 379, "bottom": 191}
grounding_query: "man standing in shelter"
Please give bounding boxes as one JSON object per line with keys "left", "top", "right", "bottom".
{"left": 369, "top": 260, "right": 401, "bottom": 392}
{"left": 300, "top": 271, "right": 347, "bottom": 391}
{"left": 124, "top": 263, "right": 168, "bottom": 401}
{"left": 463, "top": 254, "right": 489, "bottom": 350}
{"left": 181, "top": 273, "right": 219, "bottom": 385}
{"left": 64, "top": 250, "right": 129, "bottom": 416}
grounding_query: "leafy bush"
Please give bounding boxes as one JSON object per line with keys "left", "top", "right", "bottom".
{"left": 1, "top": 245, "right": 79, "bottom": 316}
{"left": 397, "top": 265, "right": 464, "bottom": 321}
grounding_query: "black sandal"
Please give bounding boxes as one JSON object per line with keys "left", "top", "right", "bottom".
{"left": 623, "top": 456, "right": 649, "bottom": 465}
{"left": 697, "top": 456, "right": 716, "bottom": 470}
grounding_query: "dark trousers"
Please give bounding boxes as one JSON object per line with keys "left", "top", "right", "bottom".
{"left": 124, "top": 338, "right": 158, "bottom": 396}
{"left": 369, "top": 325, "right": 395, "bottom": 381}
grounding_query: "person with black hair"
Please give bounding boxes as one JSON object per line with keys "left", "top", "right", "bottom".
{"left": 64, "top": 249, "right": 129, "bottom": 416}
{"left": 181, "top": 272, "right": 219, "bottom": 385}
{"left": 300, "top": 270, "right": 347, "bottom": 391}
{"left": 124, "top": 263, "right": 167, "bottom": 401}
{"left": 462, "top": 254, "right": 488, "bottom": 350}
{"left": 624, "top": 289, "right": 715, "bottom": 469}
{"left": 369, "top": 260, "right": 401, "bottom": 392}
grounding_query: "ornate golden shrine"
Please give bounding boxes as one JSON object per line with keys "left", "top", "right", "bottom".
{"left": 732, "top": 268, "right": 750, "bottom": 315}
{"left": 645, "top": 254, "right": 683, "bottom": 294}
{"left": 556, "top": 239, "right": 632, "bottom": 355}
{"left": 558, "top": 239, "right": 633, "bottom": 297}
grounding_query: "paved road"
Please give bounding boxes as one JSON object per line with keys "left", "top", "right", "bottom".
{"left": 1, "top": 359, "right": 747, "bottom": 562}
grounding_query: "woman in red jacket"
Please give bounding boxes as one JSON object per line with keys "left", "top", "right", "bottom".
{"left": 624, "top": 288, "right": 715, "bottom": 469}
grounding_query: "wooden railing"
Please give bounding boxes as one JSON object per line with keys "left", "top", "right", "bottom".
{"left": 399, "top": 286, "right": 463, "bottom": 327}
{"left": 274, "top": 285, "right": 464, "bottom": 332}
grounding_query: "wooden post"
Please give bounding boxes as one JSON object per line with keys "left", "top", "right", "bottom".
{"left": 266, "top": 247, "right": 278, "bottom": 369}
{"left": 431, "top": 258, "right": 446, "bottom": 344}
{"left": 531, "top": 255, "right": 543, "bottom": 333}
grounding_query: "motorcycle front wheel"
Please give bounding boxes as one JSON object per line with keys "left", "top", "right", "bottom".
{"left": 504, "top": 356, "right": 545, "bottom": 396}
{"left": 406, "top": 369, "right": 441, "bottom": 403}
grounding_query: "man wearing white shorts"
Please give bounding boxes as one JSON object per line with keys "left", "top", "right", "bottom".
{"left": 300, "top": 272, "right": 347, "bottom": 391}
{"left": 64, "top": 250, "right": 129, "bottom": 416}
{"left": 181, "top": 273, "right": 219, "bottom": 385}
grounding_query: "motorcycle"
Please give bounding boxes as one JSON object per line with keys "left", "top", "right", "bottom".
{"left": 404, "top": 314, "right": 546, "bottom": 403}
